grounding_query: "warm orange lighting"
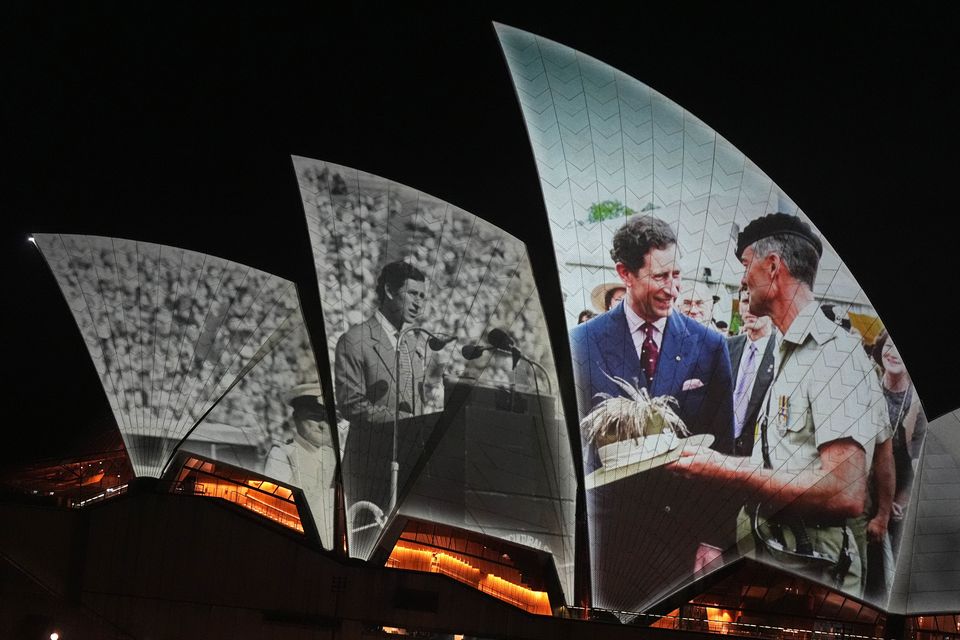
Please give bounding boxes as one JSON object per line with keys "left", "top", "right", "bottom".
{"left": 652, "top": 607, "right": 681, "bottom": 629}
{"left": 705, "top": 607, "right": 733, "bottom": 634}
{"left": 479, "top": 573, "right": 550, "bottom": 614}
{"left": 195, "top": 480, "right": 303, "bottom": 533}
{"left": 81, "top": 470, "right": 105, "bottom": 486}
{"left": 176, "top": 459, "right": 304, "bottom": 533}
{"left": 386, "top": 542, "right": 551, "bottom": 615}
{"left": 652, "top": 606, "right": 733, "bottom": 634}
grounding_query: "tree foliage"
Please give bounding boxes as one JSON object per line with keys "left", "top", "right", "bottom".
{"left": 587, "top": 200, "right": 637, "bottom": 222}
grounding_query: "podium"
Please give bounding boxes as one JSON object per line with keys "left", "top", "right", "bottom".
{"left": 402, "top": 377, "right": 567, "bottom": 532}
{"left": 342, "top": 376, "right": 572, "bottom": 561}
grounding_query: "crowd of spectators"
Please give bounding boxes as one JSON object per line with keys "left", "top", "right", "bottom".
{"left": 37, "top": 170, "right": 570, "bottom": 467}
{"left": 299, "top": 164, "right": 559, "bottom": 411}
{"left": 38, "top": 234, "right": 318, "bottom": 471}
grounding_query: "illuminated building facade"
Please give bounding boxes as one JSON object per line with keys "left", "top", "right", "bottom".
{"left": 2, "top": 22, "right": 957, "bottom": 640}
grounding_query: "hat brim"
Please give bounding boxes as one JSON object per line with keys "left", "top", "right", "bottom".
{"left": 590, "top": 282, "right": 625, "bottom": 312}
{"left": 282, "top": 383, "right": 324, "bottom": 406}
{"left": 585, "top": 434, "right": 714, "bottom": 489}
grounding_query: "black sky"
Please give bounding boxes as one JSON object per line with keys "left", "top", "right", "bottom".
{"left": 3, "top": 4, "right": 958, "bottom": 465}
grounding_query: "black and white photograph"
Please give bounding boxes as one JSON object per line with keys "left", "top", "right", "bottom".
{"left": 295, "top": 157, "right": 576, "bottom": 591}
{"left": 32, "top": 233, "right": 337, "bottom": 545}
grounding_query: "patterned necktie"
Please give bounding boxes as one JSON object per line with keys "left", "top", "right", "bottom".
{"left": 733, "top": 342, "right": 758, "bottom": 437}
{"left": 640, "top": 323, "right": 659, "bottom": 382}
{"left": 395, "top": 331, "right": 415, "bottom": 414}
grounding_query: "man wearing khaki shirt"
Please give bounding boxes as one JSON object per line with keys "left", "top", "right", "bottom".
{"left": 674, "top": 213, "right": 889, "bottom": 596}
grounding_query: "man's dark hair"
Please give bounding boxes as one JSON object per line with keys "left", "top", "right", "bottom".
{"left": 376, "top": 260, "right": 426, "bottom": 301}
{"left": 871, "top": 328, "right": 890, "bottom": 370}
{"left": 610, "top": 216, "right": 677, "bottom": 272}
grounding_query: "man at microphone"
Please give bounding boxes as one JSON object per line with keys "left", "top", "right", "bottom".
{"left": 335, "top": 259, "right": 430, "bottom": 555}
{"left": 335, "top": 260, "right": 428, "bottom": 426}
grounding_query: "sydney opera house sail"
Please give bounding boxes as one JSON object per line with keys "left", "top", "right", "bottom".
{"left": 33, "top": 234, "right": 336, "bottom": 546}
{"left": 294, "top": 157, "right": 577, "bottom": 598}
{"left": 14, "top": 27, "right": 956, "bottom": 631}
{"left": 497, "top": 24, "right": 931, "bottom": 614}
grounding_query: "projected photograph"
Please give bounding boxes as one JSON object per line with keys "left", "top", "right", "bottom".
{"left": 498, "top": 25, "right": 927, "bottom": 613}
{"left": 34, "top": 234, "right": 337, "bottom": 545}
{"left": 294, "top": 157, "right": 576, "bottom": 598}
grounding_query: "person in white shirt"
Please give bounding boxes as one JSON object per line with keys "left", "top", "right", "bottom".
{"left": 265, "top": 383, "right": 336, "bottom": 546}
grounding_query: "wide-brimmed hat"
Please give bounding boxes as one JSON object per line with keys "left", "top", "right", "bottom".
{"left": 585, "top": 434, "right": 714, "bottom": 489}
{"left": 590, "top": 282, "right": 626, "bottom": 312}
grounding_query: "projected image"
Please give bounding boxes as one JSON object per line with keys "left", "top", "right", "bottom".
{"left": 295, "top": 157, "right": 576, "bottom": 599}
{"left": 34, "top": 234, "right": 337, "bottom": 546}
{"left": 497, "top": 25, "right": 927, "bottom": 612}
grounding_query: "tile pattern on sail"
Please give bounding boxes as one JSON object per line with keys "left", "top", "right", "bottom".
{"left": 34, "top": 233, "right": 336, "bottom": 546}
{"left": 294, "top": 157, "right": 576, "bottom": 599}
{"left": 496, "top": 24, "right": 926, "bottom": 614}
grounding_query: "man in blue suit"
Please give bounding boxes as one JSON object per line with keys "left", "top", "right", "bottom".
{"left": 571, "top": 215, "right": 735, "bottom": 464}
{"left": 571, "top": 215, "right": 736, "bottom": 612}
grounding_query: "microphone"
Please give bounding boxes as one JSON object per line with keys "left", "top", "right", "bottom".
{"left": 485, "top": 327, "right": 553, "bottom": 393}
{"left": 461, "top": 344, "right": 489, "bottom": 360}
{"left": 487, "top": 328, "right": 515, "bottom": 351}
{"left": 488, "top": 328, "right": 522, "bottom": 369}
{"left": 427, "top": 334, "right": 457, "bottom": 351}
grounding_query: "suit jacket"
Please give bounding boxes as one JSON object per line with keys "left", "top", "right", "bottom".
{"left": 335, "top": 315, "right": 427, "bottom": 517}
{"left": 570, "top": 303, "right": 736, "bottom": 611}
{"left": 570, "top": 303, "right": 735, "bottom": 460}
{"left": 334, "top": 315, "right": 426, "bottom": 426}
{"left": 727, "top": 332, "right": 776, "bottom": 457}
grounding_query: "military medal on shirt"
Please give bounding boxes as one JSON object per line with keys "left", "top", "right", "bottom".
{"left": 776, "top": 395, "right": 789, "bottom": 436}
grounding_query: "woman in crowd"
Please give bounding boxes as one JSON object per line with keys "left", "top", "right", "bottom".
{"left": 872, "top": 329, "right": 927, "bottom": 552}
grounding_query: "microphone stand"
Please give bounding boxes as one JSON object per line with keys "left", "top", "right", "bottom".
{"left": 519, "top": 356, "right": 553, "bottom": 396}
{"left": 492, "top": 347, "right": 553, "bottom": 396}
{"left": 391, "top": 326, "right": 455, "bottom": 513}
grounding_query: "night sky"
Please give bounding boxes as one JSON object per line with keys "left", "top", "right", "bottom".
{"left": 4, "top": 4, "right": 957, "bottom": 466}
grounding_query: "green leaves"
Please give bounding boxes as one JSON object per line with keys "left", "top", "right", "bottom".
{"left": 587, "top": 200, "right": 636, "bottom": 222}
{"left": 586, "top": 200, "right": 660, "bottom": 223}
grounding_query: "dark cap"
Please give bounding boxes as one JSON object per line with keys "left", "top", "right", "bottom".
{"left": 735, "top": 213, "right": 823, "bottom": 261}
